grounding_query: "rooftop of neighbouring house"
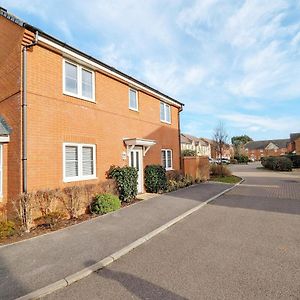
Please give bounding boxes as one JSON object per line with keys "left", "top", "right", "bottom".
{"left": 180, "top": 134, "right": 209, "bottom": 146}
{"left": 244, "top": 139, "right": 290, "bottom": 150}
{"left": 0, "top": 6, "right": 184, "bottom": 108}
{"left": 290, "top": 133, "right": 300, "bottom": 142}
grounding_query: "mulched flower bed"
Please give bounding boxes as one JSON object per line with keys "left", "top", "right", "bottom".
{"left": 0, "top": 197, "right": 143, "bottom": 246}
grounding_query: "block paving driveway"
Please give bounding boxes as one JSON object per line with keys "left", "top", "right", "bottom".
{"left": 46, "top": 163, "right": 300, "bottom": 300}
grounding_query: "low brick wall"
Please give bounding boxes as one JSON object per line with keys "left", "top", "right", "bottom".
{"left": 182, "top": 156, "right": 210, "bottom": 181}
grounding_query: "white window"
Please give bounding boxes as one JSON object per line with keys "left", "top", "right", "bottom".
{"left": 160, "top": 102, "right": 171, "bottom": 123}
{"left": 0, "top": 144, "right": 2, "bottom": 197}
{"left": 63, "top": 143, "right": 96, "bottom": 182}
{"left": 129, "top": 88, "right": 138, "bottom": 111}
{"left": 63, "top": 59, "right": 95, "bottom": 102}
{"left": 161, "top": 149, "right": 172, "bottom": 170}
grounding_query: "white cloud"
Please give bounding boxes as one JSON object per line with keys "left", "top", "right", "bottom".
{"left": 219, "top": 113, "right": 300, "bottom": 134}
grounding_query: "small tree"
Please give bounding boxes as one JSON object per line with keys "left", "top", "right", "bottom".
{"left": 212, "top": 122, "right": 229, "bottom": 176}
{"left": 231, "top": 135, "right": 252, "bottom": 156}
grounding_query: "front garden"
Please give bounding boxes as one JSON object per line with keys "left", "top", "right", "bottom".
{"left": 0, "top": 164, "right": 206, "bottom": 245}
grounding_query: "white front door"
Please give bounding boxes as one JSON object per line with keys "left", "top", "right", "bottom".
{"left": 129, "top": 148, "right": 143, "bottom": 193}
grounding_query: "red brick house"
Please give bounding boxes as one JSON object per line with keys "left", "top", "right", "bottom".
{"left": 243, "top": 139, "right": 290, "bottom": 161}
{"left": 0, "top": 8, "right": 184, "bottom": 216}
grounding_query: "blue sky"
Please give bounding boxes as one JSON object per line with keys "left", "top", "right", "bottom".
{"left": 2, "top": 0, "right": 300, "bottom": 140}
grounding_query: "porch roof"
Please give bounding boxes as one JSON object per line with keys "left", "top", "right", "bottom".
{"left": 123, "top": 138, "right": 156, "bottom": 147}
{"left": 123, "top": 138, "right": 156, "bottom": 156}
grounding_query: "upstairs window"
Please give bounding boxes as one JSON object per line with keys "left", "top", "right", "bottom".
{"left": 160, "top": 102, "right": 171, "bottom": 123}
{"left": 63, "top": 143, "right": 96, "bottom": 182}
{"left": 129, "top": 88, "right": 138, "bottom": 111}
{"left": 161, "top": 149, "right": 172, "bottom": 170}
{"left": 63, "top": 59, "right": 95, "bottom": 102}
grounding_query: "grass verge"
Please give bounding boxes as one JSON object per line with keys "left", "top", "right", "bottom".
{"left": 210, "top": 175, "right": 241, "bottom": 184}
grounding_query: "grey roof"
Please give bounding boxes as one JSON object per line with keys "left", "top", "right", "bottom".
{"left": 290, "top": 133, "right": 300, "bottom": 142}
{"left": 244, "top": 139, "right": 290, "bottom": 150}
{"left": 181, "top": 134, "right": 209, "bottom": 146}
{"left": 0, "top": 7, "right": 184, "bottom": 108}
{"left": 0, "top": 116, "right": 11, "bottom": 135}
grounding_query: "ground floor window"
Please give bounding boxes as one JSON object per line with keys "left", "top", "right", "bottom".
{"left": 161, "top": 149, "right": 172, "bottom": 170}
{"left": 0, "top": 144, "right": 2, "bottom": 197}
{"left": 63, "top": 143, "right": 96, "bottom": 182}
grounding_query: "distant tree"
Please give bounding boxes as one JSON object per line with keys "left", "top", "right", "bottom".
{"left": 212, "top": 122, "right": 229, "bottom": 176}
{"left": 231, "top": 135, "right": 253, "bottom": 156}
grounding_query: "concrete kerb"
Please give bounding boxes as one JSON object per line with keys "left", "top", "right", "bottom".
{"left": 15, "top": 179, "right": 244, "bottom": 300}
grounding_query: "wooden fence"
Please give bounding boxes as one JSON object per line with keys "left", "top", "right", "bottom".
{"left": 182, "top": 156, "right": 210, "bottom": 181}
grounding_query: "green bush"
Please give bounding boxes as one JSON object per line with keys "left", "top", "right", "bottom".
{"left": 144, "top": 165, "right": 167, "bottom": 193}
{"left": 286, "top": 154, "right": 300, "bottom": 168}
{"left": 234, "top": 155, "right": 248, "bottom": 164}
{"left": 182, "top": 149, "right": 196, "bottom": 157}
{"left": 0, "top": 221, "right": 15, "bottom": 239}
{"left": 261, "top": 157, "right": 292, "bottom": 171}
{"left": 108, "top": 166, "right": 138, "bottom": 202}
{"left": 90, "top": 193, "right": 121, "bottom": 215}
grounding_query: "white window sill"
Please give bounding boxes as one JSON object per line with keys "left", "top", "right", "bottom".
{"left": 129, "top": 107, "right": 139, "bottom": 112}
{"left": 63, "top": 175, "right": 97, "bottom": 183}
{"left": 63, "top": 91, "right": 95, "bottom": 103}
{"left": 160, "top": 120, "right": 171, "bottom": 125}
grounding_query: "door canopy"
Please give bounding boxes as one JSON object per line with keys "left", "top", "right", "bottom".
{"left": 123, "top": 138, "right": 156, "bottom": 156}
{"left": 0, "top": 116, "right": 11, "bottom": 143}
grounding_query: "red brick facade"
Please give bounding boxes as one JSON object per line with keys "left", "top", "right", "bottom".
{"left": 0, "top": 14, "right": 183, "bottom": 216}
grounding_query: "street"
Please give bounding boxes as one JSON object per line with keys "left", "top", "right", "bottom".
{"left": 45, "top": 163, "right": 300, "bottom": 299}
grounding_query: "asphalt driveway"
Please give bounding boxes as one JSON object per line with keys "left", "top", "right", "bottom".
{"left": 46, "top": 164, "right": 300, "bottom": 300}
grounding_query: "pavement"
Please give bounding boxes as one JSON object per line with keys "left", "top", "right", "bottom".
{"left": 0, "top": 181, "right": 232, "bottom": 300}
{"left": 45, "top": 163, "right": 300, "bottom": 300}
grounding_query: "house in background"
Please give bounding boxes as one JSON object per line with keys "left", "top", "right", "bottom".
{"left": 201, "top": 138, "right": 232, "bottom": 160}
{"left": 0, "top": 8, "right": 184, "bottom": 216}
{"left": 290, "top": 133, "right": 300, "bottom": 154}
{"left": 181, "top": 134, "right": 211, "bottom": 157}
{"left": 243, "top": 139, "right": 290, "bottom": 160}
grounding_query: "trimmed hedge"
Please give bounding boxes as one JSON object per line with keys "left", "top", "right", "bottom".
{"left": 90, "top": 193, "right": 121, "bottom": 214}
{"left": 144, "top": 165, "right": 167, "bottom": 193}
{"left": 182, "top": 149, "right": 196, "bottom": 157}
{"left": 261, "top": 156, "right": 292, "bottom": 171}
{"left": 108, "top": 166, "right": 138, "bottom": 202}
{"left": 234, "top": 155, "right": 248, "bottom": 164}
{"left": 286, "top": 154, "right": 300, "bottom": 168}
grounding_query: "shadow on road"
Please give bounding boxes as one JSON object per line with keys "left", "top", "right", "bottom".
{"left": 85, "top": 260, "right": 188, "bottom": 300}
{"left": 0, "top": 254, "right": 28, "bottom": 300}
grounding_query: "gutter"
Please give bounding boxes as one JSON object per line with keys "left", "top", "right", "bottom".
{"left": 22, "top": 31, "right": 38, "bottom": 193}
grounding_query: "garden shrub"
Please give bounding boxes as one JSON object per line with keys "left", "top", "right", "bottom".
{"left": 166, "top": 170, "right": 184, "bottom": 182}
{"left": 0, "top": 221, "right": 15, "bottom": 239}
{"left": 34, "top": 211, "right": 66, "bottom": 228}
{"left": 90, "top": 193, "right": 121, "bottom": 215}
{"left": 144, "top": 165, "right": 167, "bottom": 193}
{"left": 210, "top": 164, "right": 232, "bottom": 177}
{"left": 262, "top": 157, "right": 292, "bottom": 171}
{"left": 230, "top": 158, "right": 238, "bottom": 164}
{"left": 286, "top": 154, "right": 300, "bottom": 168}
{"left": 182, "top": 149, "right": 196, "bottom": 157}
{"left": 234, "top": 155, "right": 248, "bottom": 164}
{"left": 108, "top": 166, "right": 138, "bottom": 202}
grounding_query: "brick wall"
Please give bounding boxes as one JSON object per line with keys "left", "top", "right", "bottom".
{"left": 24, "top": 43, "right": 181, "bottom": 192}
{"left": 0, "top": 17, "right": 24, "bottom": 215}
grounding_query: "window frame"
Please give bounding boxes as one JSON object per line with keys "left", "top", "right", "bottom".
{"left": 160, "top": 102, "right": 171, "bottom": 124}
{"left": 128, "top": 88, "right": 139, "bottom": 112}
{"left": 63, "top": 59, "right": 95, "bottom": 102}
{"left": 161, "top": 149, "right": 173, "bottom": 170}
{"left": 63, "top": 143, "right": 97, "bottom": 182}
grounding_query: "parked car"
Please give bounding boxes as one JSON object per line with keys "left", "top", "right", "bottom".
{"left": 217, "top": 158, "right": 230, "bottom": 164}
{"left": 209, "top": 157, "right": 217, "bottom": 164}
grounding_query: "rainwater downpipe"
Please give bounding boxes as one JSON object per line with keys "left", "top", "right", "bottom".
{"left": 22, "top": 31, "right": 38, "bottom": 193}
